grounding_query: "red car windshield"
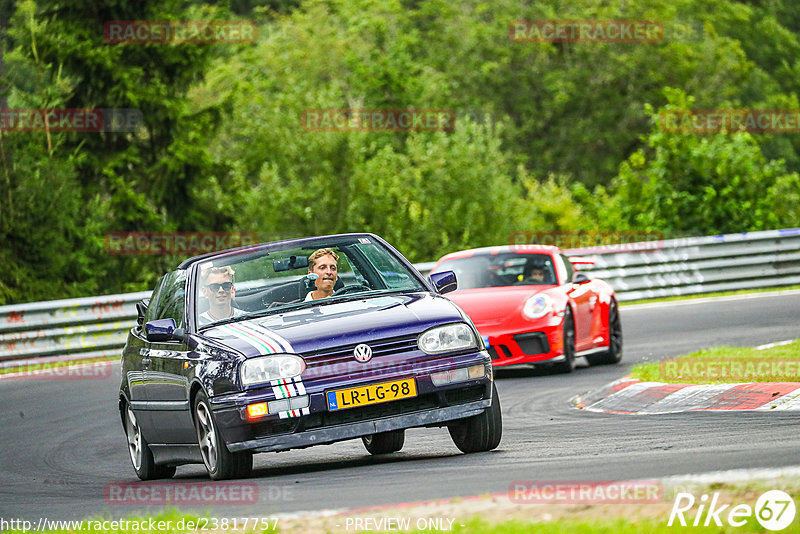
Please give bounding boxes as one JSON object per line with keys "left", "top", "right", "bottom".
{"left": 436, "top": 253, "right": 557, "bottom": 289}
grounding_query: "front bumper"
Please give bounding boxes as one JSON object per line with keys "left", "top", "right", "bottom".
{"left": 210, "top": 350, "right": 493, "bottom": 453}
{"left": 229, "top": 398, "right": 490, "bottom": 453}
{"left": 483, "top": 321, "right": 565, "bottom": 367}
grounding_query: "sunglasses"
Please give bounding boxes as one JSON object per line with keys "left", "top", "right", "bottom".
{"left": 206, "top": 282, "right": 233, "bottom": 292}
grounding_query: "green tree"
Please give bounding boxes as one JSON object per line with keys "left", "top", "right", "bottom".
{"left": 589, "top": 88, "right": 800, "bottom": 236}
{"left": 0, "top": 0, "right": 231, "bottom": 302}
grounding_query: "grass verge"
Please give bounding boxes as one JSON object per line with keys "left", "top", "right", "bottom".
{"left": 12, "top": 478, "right": 799, "bottom": 533}
{"left": 630, "top": 340, "right": 800, "bottom": 384}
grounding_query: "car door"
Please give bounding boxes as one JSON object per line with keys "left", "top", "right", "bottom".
{"left": 141, "top": 269, "right": 197, "bottom": 444}
{"left": 561, "top": 254, "right": 593, "bottom": 351}
{"left": 123, "top": 275, "right": 168, "bottom": 444}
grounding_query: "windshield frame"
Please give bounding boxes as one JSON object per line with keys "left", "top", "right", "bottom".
{"left": 434, "top": 252, "right": 558, "bottom": 290}
{"left": 188, "top": 234, "right": 431, "bottom": 331}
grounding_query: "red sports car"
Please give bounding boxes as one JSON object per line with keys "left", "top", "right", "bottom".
{"left": 430, "top": 245, "right": 622, "bottom": 372}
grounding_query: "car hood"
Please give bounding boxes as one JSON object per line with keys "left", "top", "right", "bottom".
{"left": 445, "top": 286, "right": 553, "bottom": 326}
{"left": 200, "top": 292, "right": 466, "bottom": 357}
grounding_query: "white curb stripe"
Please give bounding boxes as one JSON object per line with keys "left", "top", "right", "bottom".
{"left": 583, "top": 382, "right": 666, "bottom": 412}
{"left": 755, "top": 387, "right": 800, "bottom": 411}
{"left": 637, "top": 383, "right": 739, "bottom": 414}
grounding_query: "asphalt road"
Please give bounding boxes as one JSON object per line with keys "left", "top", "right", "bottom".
{"left": 1, "top": 291, "right": 798, "bottom": 521}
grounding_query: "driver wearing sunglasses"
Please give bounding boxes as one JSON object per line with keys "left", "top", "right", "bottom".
{"left": 199, "top": 265, "right": 245, "bottom": 325}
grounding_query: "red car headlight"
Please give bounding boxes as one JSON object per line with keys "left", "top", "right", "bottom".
{"left": 523, "top": 294, "right": 552, "bottom": 319}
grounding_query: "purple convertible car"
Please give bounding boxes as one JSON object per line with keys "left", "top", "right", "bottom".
{"left": 119, "top": 233, "right": 501, "bottom": 480}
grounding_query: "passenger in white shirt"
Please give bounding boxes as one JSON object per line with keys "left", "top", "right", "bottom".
{"left": 304, "top": 248, "right": 339, "bottom": 301}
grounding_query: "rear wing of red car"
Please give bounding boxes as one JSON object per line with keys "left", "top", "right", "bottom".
{"left": 568, "top": 256, "right": 595, "bottom": 270}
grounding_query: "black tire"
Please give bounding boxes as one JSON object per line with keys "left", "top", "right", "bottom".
{"left": 362, "top": 429, "right": 405, "bottom": 455}
{"left": 555, "top": 307, "right": 576, "bottom": 373}
{"left": 124, "top": 404, "right": 176, "bottom": 480}
{"left": 194, "top": 391, "right": 253, "bottom": 480}
{"left": 448, "top": 383, "right": 502, "bottom": 453}
{"left": 587, "top": 300, "right": 623, "bottom": 366}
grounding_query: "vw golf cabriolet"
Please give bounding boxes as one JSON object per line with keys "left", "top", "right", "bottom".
{"left": 119, "top": 233, "right": 501, "bottom": 480}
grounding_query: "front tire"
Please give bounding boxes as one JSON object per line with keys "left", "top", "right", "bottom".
{"left": 448, "top": 383, "right": 502, "bottom": 453}
{"left": 587, "top": 300, "right": 623, "bottom": 365}
{"left": 555, "top": 308, "right": 577, "bottom": 373}
{"left": 194, "top": 391, "right": 253, "bottom": 480}
{"left": 362, "top": 430, "right": 405, "bottom": 455}
{"left": 124, "top": 404, "right": 175, "bottom": 480}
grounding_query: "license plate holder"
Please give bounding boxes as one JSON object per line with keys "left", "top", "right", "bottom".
{"left": 326, "top": 378, "right": 417, "bottom": 411}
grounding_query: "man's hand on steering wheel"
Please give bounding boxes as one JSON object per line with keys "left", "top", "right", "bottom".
{"left": 332, "top": 283, "right": 371, "bottom": 296}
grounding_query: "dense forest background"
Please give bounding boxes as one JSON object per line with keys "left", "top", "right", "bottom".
{"left": 1, "top": 0, "right": 799, "bottom": 304}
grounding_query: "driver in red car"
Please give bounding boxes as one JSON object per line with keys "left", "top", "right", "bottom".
{"left": 305, "top": 248, "right": 339, "bottom": 301}
{"left": 519, "top": 262, "right": 555, "bottom": 284}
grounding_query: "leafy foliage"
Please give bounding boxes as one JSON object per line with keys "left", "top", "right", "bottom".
{"left": 1, "top": 0, "right": 800, "bottom": 303}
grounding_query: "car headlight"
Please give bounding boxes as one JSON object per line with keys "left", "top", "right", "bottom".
{"left": 523, "top": 294, "right": 552, "bottom": 319}
{"left": 418, "top": 323, "right": 477, "bottom": 354}
{"left": 240, "top": 354, "right": 306, "bottom": 387}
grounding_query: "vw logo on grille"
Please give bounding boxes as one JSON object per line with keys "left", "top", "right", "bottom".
{"left": 353, "top": 343, "right": 373, "bottom": 363}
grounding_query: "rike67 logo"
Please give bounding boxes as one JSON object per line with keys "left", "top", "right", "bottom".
{"left": 668, "top": 490, "right": 796, "bottom": 531}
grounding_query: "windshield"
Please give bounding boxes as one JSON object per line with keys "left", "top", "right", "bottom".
{"left": 194, "top": 235, "right": 426, "bottom": 327}
{"left": 436, "top": 253, "right": 557, "bottom": 290}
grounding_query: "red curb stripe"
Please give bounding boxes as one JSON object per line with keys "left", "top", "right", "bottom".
{"left": 575, "top": 377, "right": 640, "bottom": 407}
{"left": 706, "top": 382, "right": 800, "bottom": 410}
{"left": 609, "top": 380, "right": 640, "bottom": 392}
{"left": 629, "top": 383, "right": 690, "bottom": 406}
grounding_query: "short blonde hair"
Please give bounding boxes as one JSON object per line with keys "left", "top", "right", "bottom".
{"left": 308, "top": 248, "right": 338, "bottom": 270}
{"left": 200, "top": 265, "right": 235, "bottom": 285}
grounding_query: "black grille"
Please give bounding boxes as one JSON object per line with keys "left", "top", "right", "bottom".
{"left": 302, "top": 394, "right": 440, "bottom": 429}
{"left": 300, "top": 385, "right": 487, "bottom": 431}
{"left": 513, "top": 332, "right": 549, "bottom": 355}
{"left": 303, "top": 335, "right": 419, "bottom": 369}
{"left": 444, "top": 385, "right": 485, "bottom": 405}
{"left": 251, "top": 419, "right": 297, "bottom": 439}
{"left": 488, "top": 344, "right": 513, "bottom": 359}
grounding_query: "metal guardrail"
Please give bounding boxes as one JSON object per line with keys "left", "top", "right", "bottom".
{"left": 564, "top": 227, "right": 800, "bottom": 301}
{"left": 2, "top": 228, "right": 799, "bottom": 367}
{"left": 0, "top": 291, "right": 150, "bottom": 368}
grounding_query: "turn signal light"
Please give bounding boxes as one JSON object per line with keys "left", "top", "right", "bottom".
{"left": 246, "top": 402, "right": 269, "bottom": 421}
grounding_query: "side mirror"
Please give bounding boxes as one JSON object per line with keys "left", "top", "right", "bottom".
{"left": 136, "top": 299, "right": 149, "bottom": 326}
{"left": 144, "top": 318, "right": 184, "bottom": 342}
{"left": 429, "top": 271, "right": 458, "bottom": 294}
{"left": 572, "top": 272, "right": 591, "bottom": 284}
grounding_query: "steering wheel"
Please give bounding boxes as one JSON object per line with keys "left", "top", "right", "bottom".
{"left": 332, "top": 284, "right": 371, "bottom": 296}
